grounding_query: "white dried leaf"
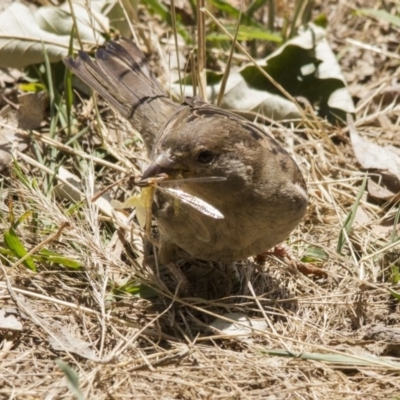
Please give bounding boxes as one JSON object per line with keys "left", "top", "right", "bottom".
{"left": 0, "top": 2, "right": 107, "bottom": 68}
{"left": 349, "top": 116, "right": 400, "bottom": 179}
{"left": 0, "top": 308, "right": 23, "bottom": 332}
{"left": 210, "top": 313, "right": 268, "bottom": 336}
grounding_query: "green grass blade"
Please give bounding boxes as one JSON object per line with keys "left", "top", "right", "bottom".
{"left": 4, "top": 227, "right": 37, "bottom": 272}
{"left": 56, "top": 359, "right": 85, "bottom": 400}
{"left": 337, "top": 174, "right": 368, "bottom": 254}
{"left": 36, "top": 249, "right": 82, "bottom": 270}
{"left": 357, "top": 8, "right": 400, "bottom": 28}
{"left": 263, "top": 348, "right": 400, "bottom": 368}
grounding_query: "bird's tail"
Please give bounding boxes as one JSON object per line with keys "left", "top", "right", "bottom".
{"left": 63, "top": 39, "right": 176, "bottom": 153}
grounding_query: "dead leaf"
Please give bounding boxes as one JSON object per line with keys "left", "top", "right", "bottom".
{"left": 0, "top": 2, "right": 107, "bottom": 68}
{"left": 12, "top": 293, "right": 102, "bottom": 361}
{"left": 0, "top": 307, "right": 23, "bottom": 332}
{"left": 17, "top": 92, "right": 48, "bottom": 130}
{"left": 348, "top": 115, "right": 400, "bottom": 178}
{"left": 364, "top": 326, "right": 400, "bottom": 342}
{"left": 363, "top": 326, "right": 400, "bottom": 357}
{"left": 210, "top": 313, "right": 268, "bottom": 336}
{"left": 368, "top": 177, "right": 400, "bottom": 204}
{"left": 0, "top": 68, "right": 23, "bottom": 87}
{"left": 0, "top": 105, "right": 28, "bottom": 171}
{"left": 375, "top": 84, "right": 400, "bottom": 106}
{"left": 371, "top": 212, "right": 400, "bottom": 238}
{"left": 47, "top": 322, "right": 101, "bottom": 362}
{"left": 354, "top": 206, "right": 370, "bottom": 228}
{"left": 348, "top": 114, "right": 400, "bottom": 206}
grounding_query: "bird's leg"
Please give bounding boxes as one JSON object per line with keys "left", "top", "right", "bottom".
{"left": 159, "top": 241, "right": 192, "bottom": 296}
{"left": 164, "top": 262, "right": 192, "bottom": 296}
{"left": 255, "top": 244, "right": 329, "bottom": 278}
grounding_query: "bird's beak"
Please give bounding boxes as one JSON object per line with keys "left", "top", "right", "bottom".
{"left": 141, "top": 152, "right": 176, "bottom": 181}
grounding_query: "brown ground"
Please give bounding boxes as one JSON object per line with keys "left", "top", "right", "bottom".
{"left": 1, "top": 0, "right": 400, "bottom": 399}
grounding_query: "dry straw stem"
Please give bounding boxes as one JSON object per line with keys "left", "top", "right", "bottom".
{"left": 196, "top": 0, "right": 207, "bottom": 101}
{"left": 201, "top": 7, "right": 313, "bottom": 123}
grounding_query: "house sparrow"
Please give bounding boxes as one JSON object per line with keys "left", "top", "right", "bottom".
{"left": 64, "top": 39, "right": 308, "bottom": 264}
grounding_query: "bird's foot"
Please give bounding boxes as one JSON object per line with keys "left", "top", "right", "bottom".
{"left": 255, "top": 244, "right": 329, "bottom": 278}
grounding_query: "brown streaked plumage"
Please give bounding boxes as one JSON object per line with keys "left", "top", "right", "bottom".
{"left": 64, "top": 39, "right": 308, "bottom": 263}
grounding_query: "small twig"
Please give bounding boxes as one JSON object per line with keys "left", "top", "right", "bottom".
{"left": 91, "top": 174, "right": 136, "bottom": 202}
{"left": 196, "top": 0, "right": 207, "bottom": 101}
{"left": 216, "top": 6, "right": 241, "bottom": 107}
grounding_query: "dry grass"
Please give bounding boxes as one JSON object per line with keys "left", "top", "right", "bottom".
{"left": 1, "top": 1, "right": 400, "bottom": 399}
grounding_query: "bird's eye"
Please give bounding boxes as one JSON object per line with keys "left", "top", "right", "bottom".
{"left": 196, "top": 150, "right": 215, "bottom": 164}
